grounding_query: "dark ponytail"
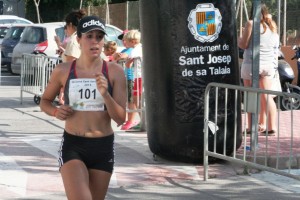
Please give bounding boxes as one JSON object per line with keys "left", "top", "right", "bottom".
{"left": 65, "top": 9, "right": 86, "bottom": 27}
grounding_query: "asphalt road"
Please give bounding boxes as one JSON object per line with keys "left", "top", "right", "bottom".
{"left": 0, "top": 65, "right": 20, "bottom": 86}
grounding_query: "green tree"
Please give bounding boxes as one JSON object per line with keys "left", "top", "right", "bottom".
{"left": 109, "top": 0, "right": 138, "bottom": 3}
{"left": 25, "top": 0, "right": 108, "bottom": 23}
{"left": 82, "top": 0, "right": 106, "bottom": 7}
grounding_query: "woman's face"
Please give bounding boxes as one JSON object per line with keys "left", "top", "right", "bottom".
{"left": 79, "top": 30, "right": 105, "bottom": 58}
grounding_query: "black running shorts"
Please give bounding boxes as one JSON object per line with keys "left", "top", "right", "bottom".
{"left": 58, "top": 130, "right": 114, "bottom": 173}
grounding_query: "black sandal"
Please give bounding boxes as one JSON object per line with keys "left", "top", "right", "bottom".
{"left": 260, "top": 130, "right": 276, "bottom": 136}
{"left": 243, "top": 129, "right": 251, "bottom": 135}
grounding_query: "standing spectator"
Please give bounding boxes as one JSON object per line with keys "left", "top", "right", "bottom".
{"left": 39, "top": 15, "right": 126, "bottom": 199}
{"left": 120, "top": 30, "right": 143, "bottom": 130}
{"left": 239, "top": 3, "right": 279, "bottom": 135}
{"left": 64, "top": 9, "right": 86, "bottom": 62}
{"left": 57, "top": 9, "right": 85, "bottom": 105}
{"left": 258, "top": 13, "right": 280, "bottom": 134}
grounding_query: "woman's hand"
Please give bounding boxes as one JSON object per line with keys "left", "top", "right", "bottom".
{"left": 54, "top": 105, "right": 74, "bottom": 120}
{"left": 95, "top": 73, "right": 109, "bottom": 97}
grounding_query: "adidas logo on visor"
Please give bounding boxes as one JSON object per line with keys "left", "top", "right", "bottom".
{"left": 82, "top": 19, "right": 105, "bottom": 30}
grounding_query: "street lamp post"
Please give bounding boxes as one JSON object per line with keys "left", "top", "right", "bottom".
{"left": 277, "top": 0, "right": 281, "bottom": 37}
{"left": 283, "top": 0, "right": 287, "bottom": 46}
{"left": 250, "top": 0, "right": 261, "bottom": 152}
{"left": 106, "top": 0, "right": 110, "bottom": 24}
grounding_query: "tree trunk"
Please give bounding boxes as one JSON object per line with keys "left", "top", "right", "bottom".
{"left": 80, "top": 0, "right": 83, "bottom": 9}
{"left": 34, "top": 0, "right": 41, "bottom": 23}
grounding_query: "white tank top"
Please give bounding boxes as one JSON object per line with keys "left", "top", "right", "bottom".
{"left": 243, "top": 23, "right": 279, "bottom": 68}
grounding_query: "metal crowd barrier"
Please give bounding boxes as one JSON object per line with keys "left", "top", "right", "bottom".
{"left": 203, "top": 82, "right": 300, "bottom": 181}
{"left": 20, "top": 53, "right": 61, "bottom": 104}
{"left": 20, "top": 53, "right": 146, "bottom": 131}
{"left": 0, "top": 48, "right": 2, "bottom": 84}
{"left": 118, "top": 57, "right": 146, "bottom": 131}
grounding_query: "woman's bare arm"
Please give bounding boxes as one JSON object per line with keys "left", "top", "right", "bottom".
{"left": 95, "top": 62, "right": 126, "bottom": 126}
{"left": 238, "top": 20, "right": 253, "bottom": 50}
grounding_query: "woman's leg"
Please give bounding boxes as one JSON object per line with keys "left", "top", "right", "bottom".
{"left": 243, "top": 79, "right": 252, "bottom": 130}
{"left": 60, "top": 160, "right": 92, "bottom": 200}
{"left": 259, "top": 100, "right": 267, "bottom": 131}
{"left": 259, "top": 77, "right": 277, "bottom": 131}
{"left": 121, "top": 80, "right": 139, "bottom": 130}
{"left": 133, "top": 78, "right": 142, "bottom": 123}
{"left": 89, "top": 169, "right": 112, "bottom": 200}
{"left": 126, "top": 80, "right": 137, "bottom": 122}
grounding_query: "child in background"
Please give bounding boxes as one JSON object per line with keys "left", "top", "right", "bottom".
{"left": 113, "top": 30, "right": 130, "bottom": 62}
{"left": 114, "top": 30, "right": 134, "bottom": 130}
{"left": 121, "top": 29, "right": 143, "bottom": 130}
{"left": 104, "top": 41, "right": 118, "bottom": 62}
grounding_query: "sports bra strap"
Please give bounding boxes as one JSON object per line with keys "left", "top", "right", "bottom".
{"left": 102, "top": 61, "right": 109, "bottom": 82}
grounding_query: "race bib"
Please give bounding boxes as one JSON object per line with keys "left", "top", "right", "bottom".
{"left": 69, "top": 79, "right": 104, "bottom": 111}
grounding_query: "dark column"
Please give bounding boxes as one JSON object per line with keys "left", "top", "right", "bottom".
{"left": 140, "top": 0, "right": 242, "bottom": 162}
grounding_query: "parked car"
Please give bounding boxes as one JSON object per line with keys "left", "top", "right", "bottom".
{"left": 0, "top": 24, "right": 11, "bottom": 44}
{"left": 106, "top": 24, "right": 124, "bottom": 48}
{"left": 11, "top": 22, "right": 65, "bottom": 74}
{"left": 0, "top": 16, "right": 32, "bottom": 44}
{"left": 0, "top": 15, "right": 33, "bottom": 25}
{"left": 10, "top": 23, "right": 123, "bottom": 74}
{"left": 1, "top": 24, "right": 29, "bottom": 73}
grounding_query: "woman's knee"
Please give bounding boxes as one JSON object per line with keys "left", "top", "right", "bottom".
{"left": 60, "top": 160, "right": 92, "bottom": 200}
{"left": 89, "top": 169, "right": 112, "bottom": 200}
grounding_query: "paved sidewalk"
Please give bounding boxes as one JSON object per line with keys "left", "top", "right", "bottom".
{"left": 0, "top": 86, "right": 300, "bottom": 200}
{"left": 237, "top": 111, "right": 300, "bottom": 169}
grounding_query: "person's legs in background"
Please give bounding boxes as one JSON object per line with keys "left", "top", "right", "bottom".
{"left": 259, "top": 76, "right": 277, "bottom": 134}
{"left": 121, "top": 80, "right": 140, "bottom": 130}
{"left": 133, "top": 78, "right": 142, "bottom": 128}
{"left": 243, "top": 79, "right": 252, "bottom": 133}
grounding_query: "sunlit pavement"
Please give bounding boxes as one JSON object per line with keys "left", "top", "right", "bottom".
{"left": 0, "top": 86, "right": 300, "bottom": 200}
